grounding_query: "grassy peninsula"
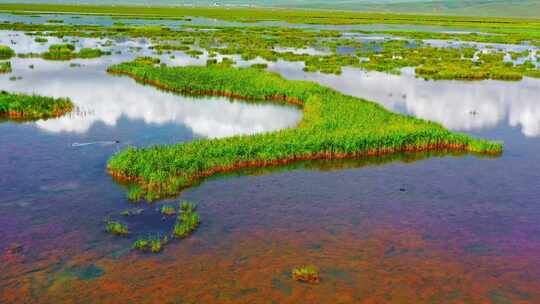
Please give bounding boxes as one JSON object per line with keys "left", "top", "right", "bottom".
{"left": 106, "top": 58, "right": 502, "bottom": 200}
{"left": 0, "top": 91, "right": 73, "bottom": 120}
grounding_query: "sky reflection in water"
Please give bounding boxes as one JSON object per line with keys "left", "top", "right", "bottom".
{"left": 0, "top": 33, "right": 302, "bottom": 138}
{"left": 274, "top": 65, "right": 540, "bottom": 137}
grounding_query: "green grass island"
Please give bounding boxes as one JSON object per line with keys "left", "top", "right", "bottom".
{"left": 106, "top": 58, "right": 502, "bottom": 201}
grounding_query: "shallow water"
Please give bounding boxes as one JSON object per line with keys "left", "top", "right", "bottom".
{"left": 1, "top": 31, "right": 540, "bottom": 303}
{"left": 0, "top": 12, "right": 484, "bottom": 33}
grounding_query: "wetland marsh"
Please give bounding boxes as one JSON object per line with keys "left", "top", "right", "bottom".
{"left": 1, "top": 7, "right": 540, "bottom": 303}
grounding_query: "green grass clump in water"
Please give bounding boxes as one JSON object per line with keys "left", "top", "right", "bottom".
{"left": 105, "top": 220, "right": 129, "bottom": 235}
{"left": 0, "top": 45, "right": 15, "bottom": 60}
{"left": 42, "top": 44, "right": 110, "bottom": 60}
{"left": 173, "top": 201, "right": 200, "bottom": 238}
{"left": 77, "top": 48, "right": 111, "bottom": 59}
{"left": 250, "top": 63, "right": 268, "bottom": 69}
{"left": 42, "top": 43, "right": 75, "bottom": 60}
{"left": 153, "top": 44, "right": 190, "bottom": 51}
{"left": 0, "top": 61, "right": 11, "bottom": 73}
{"left": 133, "top": 234, "right": 169, "bottom": 253}
{"left": 127, "top": 186, "right": 144, "bottom": 202}
{"left": 0, "top": 90, "right": 72, "bottom": 120}
{"left": 292, "top": 266, "right": 320, "bottom": 283}
{"left": 160, "top": 204, "right": 176, "bottom": 216}
{"left": 34, "top": 37, "right": 48, "bottom": 43}
{"left": 106, "top": 59, "right": 502, "bottom": 200}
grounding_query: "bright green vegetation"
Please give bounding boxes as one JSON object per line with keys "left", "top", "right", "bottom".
{"left": 2, "top": 3, "right": 540, "bottom": 28}
{"left": 130, "top": 201, "right": 201, "bottom": 252}
{"left": 106, "top": 59, "right": 501, "bottom": 199}
{"left": 105, "top": 220, "right": 129, "bottom": 235}
{"left": 349, "top": 40, "right": 540, "bottom": 81}
{"left": 41, "top": 44, "right": 111, "bottom": 60}
{"left": 0, "top": 11, "right": 537, "bottom": 79}
{"left": 42, "top": 43, "right": 75, "bottom": 60}
{"left": 127, "top": 186, "right": 144, "bottom": 201}
{"left": 3, "top": 19, "right": 536, "bottom": 80}
{"left": 0, "top": 61, "right": 11, "bottom": 73}
{"left": 0, "top": 91, "right": 73, "bottom": 120}
{"left": 292, "top": 266, "right": 320, "bottom": 283}
{"left": 34, "top": 37, "right": 48, "bottom": 43}
{"left": 152, "top": 44, "right": 190, "bottom": 52}
{"left": 80, "top": 47, "right": 112, "bottom": 58}
{"left": 173, "top": 202, "right": 200, "bottom": 238}
{"left": 0, "top": 45, "right": 15, "bottom": 60}
{"left": 250, "top": 63, "right": 268, "bottom": 69}
{"left": 133, "top": 235, "right": 169, "bottom": 253}
{"left": 160, "top": 204, "right": 176, "bottom": 216}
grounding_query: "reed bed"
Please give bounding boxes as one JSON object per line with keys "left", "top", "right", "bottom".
{"left": 0, "top": 91, "right": 73, "bottom": 120}
{"left": 106, "top": 59, "right": 502, "bottom": 199}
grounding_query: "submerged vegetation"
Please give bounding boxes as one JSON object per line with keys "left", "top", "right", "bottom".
{"left": 106, "top": 59, "right": 502, "bottom": 200}
{"left": 0, "top": 91, "right": 73, "bottom": 120}
{"left": 292, "top": 266, "right": 320, "bottom": 284}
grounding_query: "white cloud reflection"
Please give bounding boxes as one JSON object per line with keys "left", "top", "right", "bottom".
{"left": 276, "top": 65, "right": 540, "bottom": 137}
{"left": 0, "top": 57, "right": 301, "bottom": 138}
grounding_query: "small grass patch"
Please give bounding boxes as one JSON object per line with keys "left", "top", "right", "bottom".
{"left": 105, "top": 220, "right": 129, "bottom": 235}
{"left": 250, "top": 63, "right": 268, "bottom": 69}
{"left": 133, "top": 234, "right": 169, "bottom": 253}
{"left": 173, "top": 201, "right": 200, "bottom": 238}
{"left": 292, "top": 266, "right": 320, "bottom": 283}
{"left": 0, "top": 45, "right": 15, "bottom": 60}
{"left": 0, "top": 61, "right": 11, "bottom": 73}
{"left": 42, "top": 43, "right": 75, "bottom": 60}
{"left": 160, "top": 204, "right": 176, "bottom": 216}
{"left": 0, "top": 91, "right": 73, "bottom": 120}
{"left": 34, "top": 37, "right": 48, "bottom": 43}
{"left": 42, "top": 44, "right": 111, "bottom": 60}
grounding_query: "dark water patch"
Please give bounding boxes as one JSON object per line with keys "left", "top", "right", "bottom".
{"left": 324, "top": 267, "right": 353, "bottom": 284}
{"left": 463, "top": 243, "right": 494, "bottom": 255}
{"left": 487, "top": 291, "right": 513, "bottom": 304}
{"left": 237, "top": 287, "right": 258, "bottom": 297}
{"left": 66, "top": 264, "right": 104, "bottom": 281}
{"left": 271, "top": 273, "right": 292, "bottom": 295}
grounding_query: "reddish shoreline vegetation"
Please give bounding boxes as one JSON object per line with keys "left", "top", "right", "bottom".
{"left": 106, "top": 58, "right": 503, "bottom": 201}
{"left": 0, "top": 90, "right": 73, "bottom": 120}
